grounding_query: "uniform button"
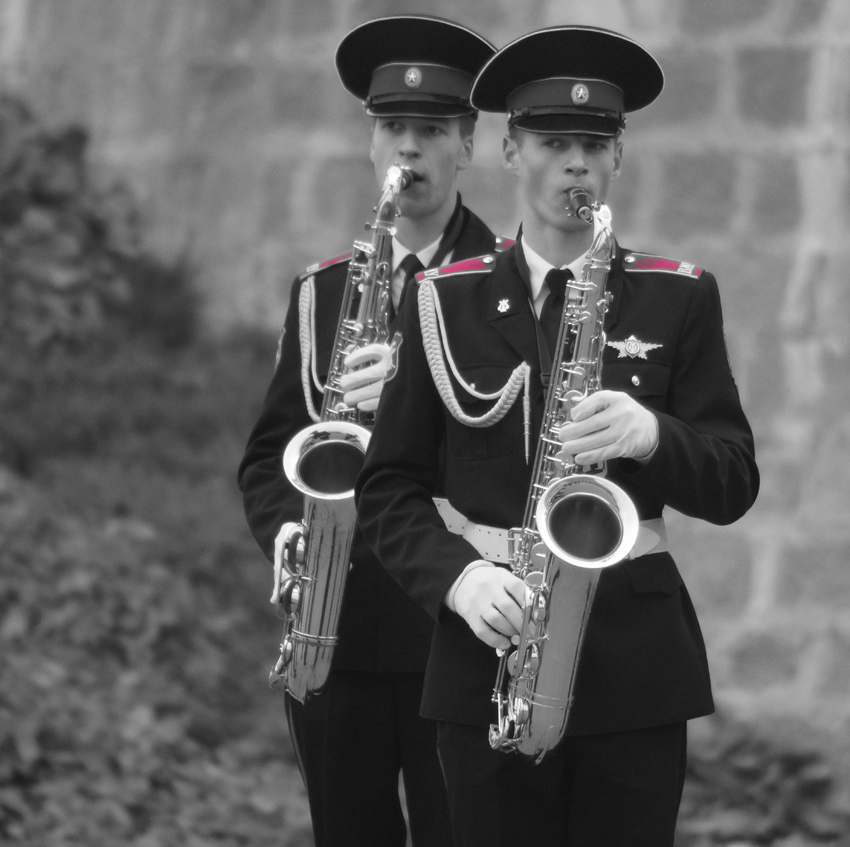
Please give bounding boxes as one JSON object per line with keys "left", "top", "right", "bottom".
{"left": 631, "top": 375, "right": 640, "bottom": 386}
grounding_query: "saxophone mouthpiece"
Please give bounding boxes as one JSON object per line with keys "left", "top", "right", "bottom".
{"left": 566, "top": 187, "right": 593, "bottom": 223}
{"left": 399, "top": 168, "right": 413, "bottom": 190}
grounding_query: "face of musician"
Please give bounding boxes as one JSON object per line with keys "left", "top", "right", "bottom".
{"left": 503, "top": 130, "right": 623, "bottom": 244}
{"left": 370, "top": 116, "right": 473, "bottom": 233}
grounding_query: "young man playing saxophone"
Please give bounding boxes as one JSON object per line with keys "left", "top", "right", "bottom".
{"left": 355, "top": 25, "right": 759, "bottom": 846}
{"left": 237, "top": 15, "right": 502, "bottom": 847}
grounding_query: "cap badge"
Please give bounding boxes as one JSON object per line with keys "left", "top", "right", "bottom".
{"left": 608, "top": 335, "right": 662, "bottom": 359}
{"left": 404, "top": 67, "right": 422, "bottom": 89}
{"left": 497, "top": 298, "right": 510, "bottom": 313}
{"left": 571, "top": 83, "right": 590, "bottom": 106}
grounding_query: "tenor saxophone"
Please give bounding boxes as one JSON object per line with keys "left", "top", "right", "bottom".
{"left": 269, "top": 164, "right": 411, "bottom": 702}
{"left": 488, "top": 189, "right": 639, "bottom": 761}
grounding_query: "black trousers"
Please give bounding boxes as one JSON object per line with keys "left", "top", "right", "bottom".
{"left": 437, "top": 719, "right": 687, "bottom": 847}
{"left": 285, "top": 670, "right": 453, "bottom": 847}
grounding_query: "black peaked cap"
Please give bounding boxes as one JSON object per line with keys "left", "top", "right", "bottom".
{"left": 336, "top": 15, "right": 496, "bottom": 117}
{"left": 472, "top": 26, "right": 663, "bottom": 133}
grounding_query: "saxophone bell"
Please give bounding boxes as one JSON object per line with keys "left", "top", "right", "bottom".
{"left": 536, "top": 473, "right": 639, "bottom": 568}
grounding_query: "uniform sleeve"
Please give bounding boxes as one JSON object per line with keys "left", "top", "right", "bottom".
{"left": 354, "top": 289, "right": 486, "bottom": 620}
{"left": 621, "top": 271, "right": 759, "bottom": 524}
{"left": 237, "top": 277, "right": 314, "bottom": 563}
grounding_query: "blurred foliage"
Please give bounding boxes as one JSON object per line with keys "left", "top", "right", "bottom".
{"left": 0, "top": 93, "right": 197, "bottom": 351}
{"left": 0, "top": 334, "right": 314, "bottom": 846}
{"left": 680, "top": 713, "right": 850, "bottom": 846}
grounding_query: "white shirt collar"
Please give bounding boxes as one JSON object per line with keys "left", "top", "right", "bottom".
{"left": 390, "top": 234, "right": 450, "bottom": 309}
{"left": 391, "top": 235, "right": 442, "bottom": 276}
{"left": 521, "top": 236, "right": 586, "bottom": 316}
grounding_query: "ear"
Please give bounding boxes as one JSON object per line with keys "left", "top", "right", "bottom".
{"left": 456, "top": 134, "right": 474, "bottom": 172}
{"left": 611, "top": 139, "right": 624, "bottom": 178}
{"left": 503, "top": 135, "right": 519, "bottom": 176}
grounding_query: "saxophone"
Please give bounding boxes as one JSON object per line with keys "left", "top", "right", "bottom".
{"left": 488, "top": 190, "right": 639, "bottom": 761}
{"left": 269, "top": 164, "right": 412, "bottom": 702}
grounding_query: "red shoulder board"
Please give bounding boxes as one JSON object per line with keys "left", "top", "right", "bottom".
{"left": 417, "top": 254, "right": 497, "bottom": 282}
{"left": 623, "top": 252, "right": 703, "bottom": 279}
{"left": 495, "top": 235, "right": 515, "bottom": 252}
{"left": 302, "top": 252, "right": 352, "bottom": 277}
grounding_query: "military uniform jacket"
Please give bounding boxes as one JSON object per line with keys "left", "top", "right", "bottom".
{"left": 355, "top": 242, "right": 759, "bottom": 732}
{"left": 237, "top": 204, "right": 499, "bottom": 673}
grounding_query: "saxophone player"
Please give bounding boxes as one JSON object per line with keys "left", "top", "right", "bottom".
{"left": 238, "top": 16, "right": 501, "bottom": 847}
{"left": 355, "top": 26, "right": 760, "bottom": 847}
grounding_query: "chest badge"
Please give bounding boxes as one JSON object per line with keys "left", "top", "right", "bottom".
{"left": 497, "top": 298, "right": 510, "bottom": 313}
{"left": 608, "top": 335, "right": 662, "bottom": 359}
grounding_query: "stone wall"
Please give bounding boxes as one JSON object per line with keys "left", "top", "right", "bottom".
{"left": 3, "top": 0, "right": 850, "bottom": 783}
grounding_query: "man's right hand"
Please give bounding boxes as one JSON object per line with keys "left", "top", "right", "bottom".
{"left": 452, "top": 567, "right": 528, "bottom": 650}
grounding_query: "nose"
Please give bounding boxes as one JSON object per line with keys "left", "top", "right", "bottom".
{"left": 562, "top": 146, "right": 588, "bottom": 175}
{"left": 396, "top": 128, "right": 422, "bottom": 160}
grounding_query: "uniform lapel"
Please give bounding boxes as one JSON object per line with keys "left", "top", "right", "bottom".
{"left": 603, "top": 241, "right": 625, "bottom": 333}
{"left": 485, "top": 248, "right": 540, "bottom": 368}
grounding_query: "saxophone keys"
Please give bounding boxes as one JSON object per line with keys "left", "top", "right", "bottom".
{"left": 280, "top": 577, "right": 303, "bottom": 616}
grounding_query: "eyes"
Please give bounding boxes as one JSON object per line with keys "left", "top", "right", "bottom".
{"left": 378, "top": 120, "right": 448, "bottom": 138}
{"left": 541, "top": 136, "right": 609, "bottom": 154}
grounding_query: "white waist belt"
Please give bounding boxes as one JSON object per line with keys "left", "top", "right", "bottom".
{"left": 433, "top": 497, "right": 667, "bottom": 564}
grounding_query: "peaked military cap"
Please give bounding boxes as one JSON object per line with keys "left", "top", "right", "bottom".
{"left": 471, "top": 26, "right": 664, "bottom": 135}
{"left": 336, "top": 15, "right": 496, "bottom": 118}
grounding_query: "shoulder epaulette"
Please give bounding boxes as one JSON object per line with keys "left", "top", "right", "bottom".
{"left": 623, "top": 252, "right": 703, "bottom": 279}
{"left": 301, "top": 252, "right": 352, "bottom": 278}
{"left": 416, "top": 254, "right": 497, "bottom": 282}
{"left": 495, "top": 235, "right": 515, "bottom": 252}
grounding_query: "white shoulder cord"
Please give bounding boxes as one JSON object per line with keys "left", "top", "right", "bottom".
{"left": 418, "top": 280, "right": 531, "bottom": 456}
{"left": 297, "top": 276, "right": 323, "bottom": 423}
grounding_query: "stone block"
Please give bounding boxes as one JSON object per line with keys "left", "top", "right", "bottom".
{"left": 650, "top": 49, "right": 720, "bottom": 125}
{"left": 752, "top": 154, "right": 801, "bottom": 234}
{"left": 290, "top": 0, "right": 336, "bottom": 36}
{"left": 271, "top": 65, "right": 333, "bottom": 127}
{"left": 681, "top": 0, "right": 774, "bottom": 33}
{"left": 816, "top": 629, "right": 850, "bottom": 697}
{"left": 777, "top": 538, "right": 850, "bottom": 612}
{"left": 725, "top": 628, "right": 807, "bottom": 690}
{"left": 671, "top": 518, "right": 753, "bottom": 620}
{"left": 786, "top": 0, "right": 830, "bottom": 34}
{"left": 738, "top": 47, "right": 811, "bottom": 128}
{"left": 657, "top": 151, "right": 737, "bottom": 239}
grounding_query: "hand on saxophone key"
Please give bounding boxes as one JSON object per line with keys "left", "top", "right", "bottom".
{"left": 558, "top": 389, "right": 659, "bottom": 465}
{"left": 339, "top": 342, "right": 395, "bottom": 412}
{"left": 451, "top": 565, "right": 529, "bottom": 651}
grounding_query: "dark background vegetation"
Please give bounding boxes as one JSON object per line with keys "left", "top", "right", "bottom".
{"left": 2, "top": 98, "right": 849, "bottom": 846}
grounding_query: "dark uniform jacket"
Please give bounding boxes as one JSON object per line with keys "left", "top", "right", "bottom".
{"left": 355, "top": 241, "right": 759, "bottom": 732}
{"left": 237, "top": 203, "right": 499, "bottom": 673}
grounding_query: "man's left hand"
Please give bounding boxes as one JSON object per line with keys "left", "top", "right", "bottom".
{"left": 339, "top": 342, "right": 394, "bottom": 412}
{"left": 557, "top": 390, "right": 658, "bottom": 465}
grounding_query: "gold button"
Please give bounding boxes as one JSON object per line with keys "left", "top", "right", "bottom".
{"left": 631, "top": 375, "right": 640, "bottom": 386}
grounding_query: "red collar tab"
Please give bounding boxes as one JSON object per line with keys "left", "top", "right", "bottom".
{"left": 418, "top": 254, "right": 497, "bottom": 281}
{"left": 623, "top": 252, "right": 703, "bottom": 279}
{"left": 303, "top": 252, "right": 352, "bottom": 276}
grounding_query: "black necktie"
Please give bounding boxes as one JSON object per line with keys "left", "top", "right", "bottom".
{"left": 393, "top": 253, "right": 425, "bottom": 320}
{"left": 539, "top": 268, "right": 572, "bottom": 356}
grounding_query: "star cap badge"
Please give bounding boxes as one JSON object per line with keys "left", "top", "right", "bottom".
{"left": 571, "top": 83, "right": 590, "bottom": 105}
{"left": 404, "top": 67, "right": 422, "bottom": 89}
{"left": 607, "top": 335, "right": 662, "bottom": 359}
